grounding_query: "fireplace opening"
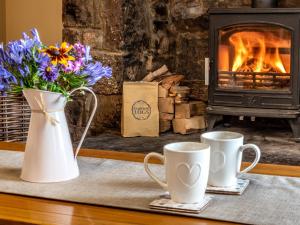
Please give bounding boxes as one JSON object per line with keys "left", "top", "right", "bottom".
{"left": 218, "top": 24, "right": 291, "bottom": 91}
{"left": 208, "top": 8, "right": 300, "bottom": 141}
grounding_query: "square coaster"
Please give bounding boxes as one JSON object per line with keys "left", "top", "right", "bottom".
{"left": 149, "top": 195, "right": 212, "bottom": 214}
{"left": 206, "top": 179, "right": 250, "bottom": 195}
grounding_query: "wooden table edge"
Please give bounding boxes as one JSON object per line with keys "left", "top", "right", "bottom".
{"left": 1, "top": 142, "right": 299, "bottom": 177}
{"left": 0, "top": 142, "right": 299, "bottom": 225}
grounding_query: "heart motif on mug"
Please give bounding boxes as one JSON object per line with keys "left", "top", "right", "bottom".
{"left": 176, "top": 163, "right": 201, "bottom": 188}
{"left": 210, "top": 151, "right": 226, "bottom": 173}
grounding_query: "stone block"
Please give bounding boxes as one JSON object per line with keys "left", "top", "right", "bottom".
{"left": 63, "top": 0, "right": 94, "bottom": 27}
{"left": 92, "top": 52, "right": 125, "bottom": 94}
{"left": 170, "top": 0, "right": 205, "bottom": 19}
{"left": 122, "top": 0, "right": 151, "bottom": 80}
{"left": 89, "top": 94, "right": 122, "bottom": 134}
{"left": 175, "top": 32, "right": 208, "bottom": 80}
{"left": 66, "top": 93, "right": 122, "bottom": 139}
{"left": 65, "top": 94, "right": 90, "bottom": 141}
{"left": 93, "top": 77, "right": 121, "bottom": 95}
{"left": 63, "top": 28, "right": 82, "bottom": 44}
{"left": 94, "top": 0, "right": 124, "bottom": 50}
{"left": 82, "top": 29, "right": 105, "bottom": 50}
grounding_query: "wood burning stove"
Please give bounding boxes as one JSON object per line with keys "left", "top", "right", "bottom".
{"left": 207, "top": 8, "right": 300, "bottom": 140}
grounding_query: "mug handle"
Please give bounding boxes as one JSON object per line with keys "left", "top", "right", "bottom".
{"left": 144, "top": 152, "right": 168, "bottom": 190}
{"left": 238, "top": 144, "right": 261, "bottom": 174}
{"left": 69, "top": 87, "right": 98, "bottom": 158}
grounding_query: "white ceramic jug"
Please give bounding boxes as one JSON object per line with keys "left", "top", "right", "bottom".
{"left": 21, "top": 87, "right": 97, "bottom": 183}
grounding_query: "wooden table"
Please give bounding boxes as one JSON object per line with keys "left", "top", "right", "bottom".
{"left": 0, "top": 142, "right": 299, "bottom": 225}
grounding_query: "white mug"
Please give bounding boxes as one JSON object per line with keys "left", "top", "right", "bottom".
{"left": 144, "top": 142, "right": 210, "bottom": 203}
{"left": 201, "top": 131, "right": 261, "bottom": 187}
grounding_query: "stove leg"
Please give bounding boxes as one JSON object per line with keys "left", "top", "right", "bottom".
{"left": 207, "top": 115, "right": 222, "bottom": 130}
{"left": 288, "top": 118, "right": 300, "bottom": 142}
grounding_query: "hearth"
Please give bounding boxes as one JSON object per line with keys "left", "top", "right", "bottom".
{"left": 207, "top": 8, "right": 300, "bottom": 141}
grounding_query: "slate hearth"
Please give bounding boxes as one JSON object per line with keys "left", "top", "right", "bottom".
{"left": 78, "top": 118, "right": 300, "bottom": 166}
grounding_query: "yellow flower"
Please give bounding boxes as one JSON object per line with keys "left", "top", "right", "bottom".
{"left": 41, "top": 42, "right": 75, "bottom": 66}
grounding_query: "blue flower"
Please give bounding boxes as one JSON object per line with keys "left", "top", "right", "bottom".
{"left": 6, "top": 41, "right": 24, "bottom": 65}
{"left": 18, "top": 65, "right": 30, "bottom": 77}
{"left": 81, "top": 62, "right": 112, "bottom": 86}
{"left": 21, "top": 33, "right": 35, "bottom": 48}
{"left": 34, "top": 51, "right": 49, "bottom": 64}
{"left": 0, "top": 65, "right": 15, "bottom": 80}
{"left": 4, "top": 28, "right": 42, "bottom": 65}
{"left": 0, "top": 66, "right": 17, "bottom": 92}
{"left": 31, "top": 28, "right": 41, "bottom": 44}
{"left": 38, "top": 62, "right": 59, "bottom": 82}
{"left": 101, "top": 66, "right": 112, "bottom": 77}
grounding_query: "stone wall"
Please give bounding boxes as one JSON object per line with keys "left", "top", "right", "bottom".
{"left": 63, "top": 0, "right": 125, "bottom": 139}
{"left": 63, "top": 0, "right": 297, "bottom": 139}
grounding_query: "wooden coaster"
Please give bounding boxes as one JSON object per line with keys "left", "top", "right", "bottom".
{"left": 149, "top": 196, "right": 212, "bottom": 214}
{"left": 206, "top": 179, "right": 250, "bottom": 195}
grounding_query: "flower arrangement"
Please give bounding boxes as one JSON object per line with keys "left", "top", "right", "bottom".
{"left": 0, "top": 28, "right": 112, "bottom": 97}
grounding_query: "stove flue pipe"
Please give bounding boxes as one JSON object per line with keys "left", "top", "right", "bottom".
{"left": 252, "top": 0, "right": 278, "bottom": 8}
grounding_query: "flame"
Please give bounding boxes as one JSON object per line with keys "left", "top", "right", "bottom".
{"left": 229, "top": 31, "right": 289, "bottom": 73}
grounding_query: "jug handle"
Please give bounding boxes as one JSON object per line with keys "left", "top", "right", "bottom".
{"left": 69, "top": 87, "right": 98, "bottom": 158}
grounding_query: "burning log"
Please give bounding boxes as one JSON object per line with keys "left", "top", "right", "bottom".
{"left": 236, "top": 58, "right": 284, "bottom": 74}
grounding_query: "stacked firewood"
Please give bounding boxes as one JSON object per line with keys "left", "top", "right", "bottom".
{"left": 142, "top": 65, "right": 207, "bottom": 134}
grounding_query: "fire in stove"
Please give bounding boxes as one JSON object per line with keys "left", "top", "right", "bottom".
{"left": 218, "top": 25, "right": 291, "bottom": 91}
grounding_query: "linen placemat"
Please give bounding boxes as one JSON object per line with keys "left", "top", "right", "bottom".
{"left": 0, "top": 150, "right": 299, "bottom": 225}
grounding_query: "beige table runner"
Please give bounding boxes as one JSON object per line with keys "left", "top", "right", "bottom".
{"left": 0, "top": 150, "right": 299, "bottom": 225}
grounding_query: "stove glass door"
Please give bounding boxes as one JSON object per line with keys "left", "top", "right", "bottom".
{"left": 218, "top": 24, "right": 291, "bottom": 91}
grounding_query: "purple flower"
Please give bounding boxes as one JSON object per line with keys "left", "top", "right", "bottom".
{"left": 63, "top": 59, "right": 83, "bottom": 73}
{"left": 34, "top": 51, "right": 49, "bottom": 64}
{"left": 101, "top": 66, "right": 112, "bottom": 77}
{"left": 31, "top": 28, "right": 41, "bottom": 44}
{"left": 73, "top": 60, "right": 83, "bottom": 71}
{"left": 63, "top": 61, "right": 75, "bottom": 73}
{"left": 18, "top": 65, "right": 30, "bottom": 77}
{"left": 0, "top": 66, "right": 17, "bottom": 92}
{"left": 21, "top": 33, "right": 35, "bottom": 51}
{"left": 6, "top": 41, "right": 24, "bottom": 65}
{"left": 4, "top": 29, "right": 42, "bottom": 65}
{"left": 0, "top": 66, "right": 14, "bottom": 80}
{"left": 82, "top": 62, "right": 112, "bottom": 86}
{"left": 73, "top": 43, "right": 86, "bottom": 57}
{"left": 38, "top": 63, "right": 59, "bottom": 82}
